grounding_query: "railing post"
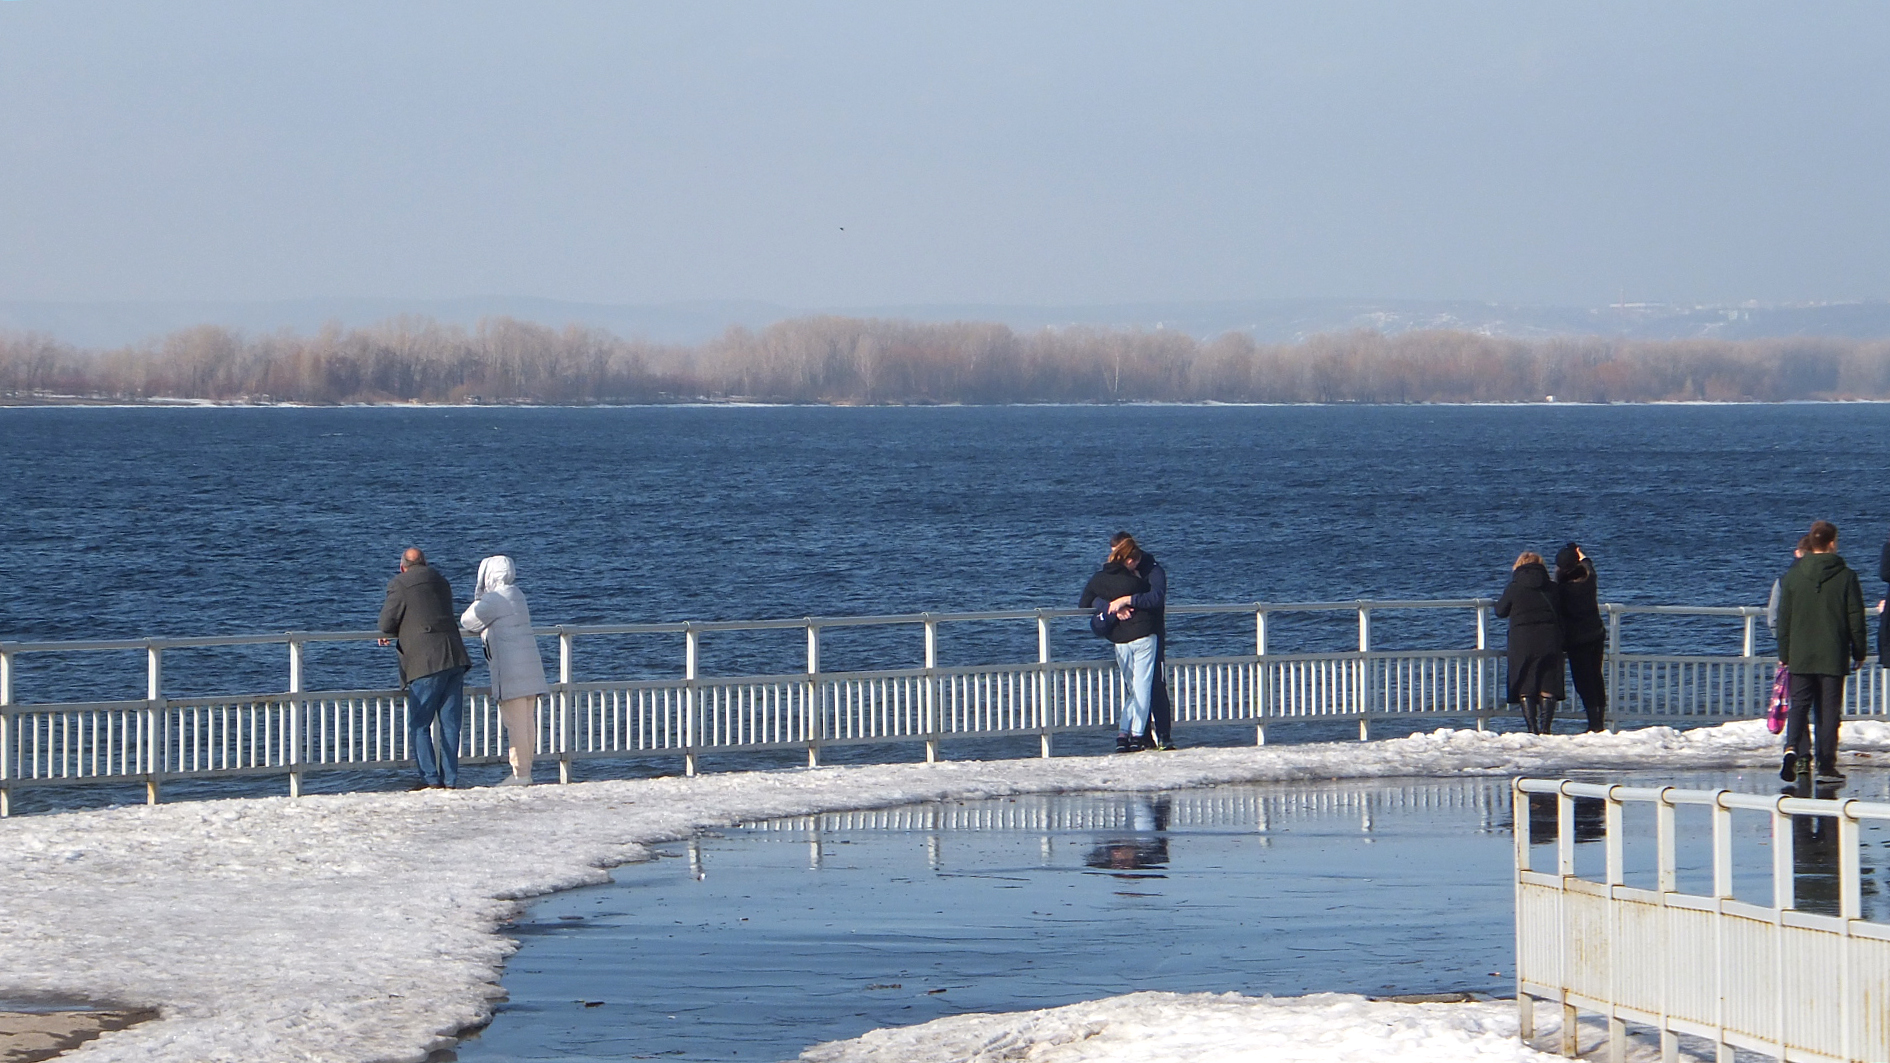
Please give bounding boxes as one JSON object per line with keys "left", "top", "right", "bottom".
{"left": 1839, "top": 806, "right": 1860, "bottom": 1063}
{"left": 1556, "top": 784, "right": 1577, "bottom": 1056}
{"left": 146, "top": 640, "right": 163, "bottom": 806}
{"left": 558, "top": 629, "right": 574, "bottom": 784}
{"left": 1606, "top": 605, "right": 1622, "bottom": 732}
{"left": 1512, "top": 780, "right": 1533, "bottom": 1041}
{"left": 1604, "top": 790, "right": 1627, "bottom": 1063}
{"left": 923, "top": 616, "right": 939, "bottom": 763}
{"left": 0, "top": 644, "right": 11, "bottom": 818}
{"left": 287, "top": 636, "right": 305, "bottom": 798}
{"left": 1741, "top": 610, "right": 1756, "bottom": 659}
{"left": 1037, "top": 611, "right": 1052, "bottom": 759}
{"left": 685, "top": 624, "right": 701, "bottom": 777}
{"left": 1770, "top": 798, "right": 1793, "bottom": 1062}
{"left": 1475, "top": 602, "right": 1489, "bottom": 731}
{"left": 1254, "top": 606, "right": 1268, "bottom": 746}
{"left": 805, "top": 621, "right": 820, "bottom": 769}
{"left": 1656, "top": 789, "right": 1678, "bottom": 1063}
{"left": 1357, "top": 603, "right": 1372, "bottom": 742}
{"left": 1771, "top": 800, "right": 1794, "bottom": 910}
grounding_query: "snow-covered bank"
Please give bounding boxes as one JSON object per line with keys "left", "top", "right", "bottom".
{"left": 799, "top": 990, "right": 1690, "bottom": 1063}
{"left": 2, "top": 721, "right": 1877, "bottom": 1063}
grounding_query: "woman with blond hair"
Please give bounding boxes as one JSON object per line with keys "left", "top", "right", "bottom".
{"left": 460, "top": 555, "right": 550, "bottom": 785}
{"left": 1496, "top": 551, "right": 1565, "bottom": 734}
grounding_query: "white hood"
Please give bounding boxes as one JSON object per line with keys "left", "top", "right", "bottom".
{"left": 475, "top": 555, "right": 517, "bottom": 597}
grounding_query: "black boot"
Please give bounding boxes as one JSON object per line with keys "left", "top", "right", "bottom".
{"left": 1539, "top": 700, "right": 1557, "bottom": 735}
{"left": 1520, "top": 699, "right": 1540, "bottom": 734}
{"left": 1585, "top": 702, "right": 1606, "bottom": 733}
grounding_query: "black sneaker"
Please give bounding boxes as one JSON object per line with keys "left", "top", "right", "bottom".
{"left": 1149, "top": 736, "right": 1178, "bottom": 751}
{"left": 1127, "top": 734, "right": 1151, "bottom": 752}
{"left": 1796, "top": 756, "right": 1812, "bottom": 778}
{"left": 1781, "top": 754, "right": 1798, "bottom": 783}
{"left": 1115, "top": 734, "right": 1134, "bottom": 753}
{"left": 1816, "top": 764, "right": 1847, "bottom": 784}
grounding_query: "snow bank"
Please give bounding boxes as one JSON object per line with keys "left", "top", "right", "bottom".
{"left": 1, "top": 720, "right": 1876, "bottom": 1062}
{"left": 799, "top": 990, "right": 1688, "bottom": 1063}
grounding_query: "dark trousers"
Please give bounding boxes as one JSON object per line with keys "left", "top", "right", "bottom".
{"left": 1566, "top": 641, "right": 1607, "bottom": 731}
{"left": 408, "top": 665, "right": 468, "bottom": 786}
{"left": 1786, "top": 671, "right": 1845, "bottom": 769}
{"left": 1150, "top": 634, "right": 1173, "bottom": 743}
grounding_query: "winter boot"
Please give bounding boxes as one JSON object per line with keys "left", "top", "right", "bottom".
{"left": 1520, "top": 699, "right": 1540, "bottom": 735}
{"left": 1538, "top": 700, "right": 1557, "bottom": 735}
{"left": 1584, "top": 703, "right": 1606, "bottom": 733}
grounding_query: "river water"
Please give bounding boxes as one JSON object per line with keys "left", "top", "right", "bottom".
{"left": 4, "top": 404, "right": 1889, "bottom": 809}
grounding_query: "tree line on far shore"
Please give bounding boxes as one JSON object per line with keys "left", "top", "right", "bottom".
{"left": 3, "top": 314, "right": 1888, "bottom": 405}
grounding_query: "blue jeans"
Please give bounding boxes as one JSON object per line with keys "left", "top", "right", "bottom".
{"left": 1114, "top": 635, "right": 1158, "bottom": 737}
{"left": 407, "top": 665, "right": 468, "bottom": 786}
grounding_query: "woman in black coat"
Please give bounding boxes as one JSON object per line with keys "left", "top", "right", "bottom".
{"left": 1495, "top": 551, "right": 1566, "bottom": 734}
{"left": 1554, "top": 543, "right": 1608, "bottom": 732}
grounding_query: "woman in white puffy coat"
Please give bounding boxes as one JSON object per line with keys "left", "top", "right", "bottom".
{"left": 460, "top": 555, "right": 551, "bottom": 785}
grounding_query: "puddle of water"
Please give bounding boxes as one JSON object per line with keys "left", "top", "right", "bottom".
{"left": 454, "top": 768, "right": 1890, "bottom": 1063}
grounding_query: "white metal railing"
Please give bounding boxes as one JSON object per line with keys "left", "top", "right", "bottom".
{"left": 1514, "top": 778, "right": 1890, "bottom": 1063}
{"left": 0, "top": 599, "right": 1870, "bottom": 813}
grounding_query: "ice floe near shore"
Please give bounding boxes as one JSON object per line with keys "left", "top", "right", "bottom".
{"left": 1, "top": 720, "right": 1878, "bottom": 1062}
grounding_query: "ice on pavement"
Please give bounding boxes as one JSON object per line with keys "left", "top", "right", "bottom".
{"left": 799, "top": 990, "right": 1690, "bottom": 1063}
{"left": 2, "top": 720, "right": 1870, "bottom": 1063}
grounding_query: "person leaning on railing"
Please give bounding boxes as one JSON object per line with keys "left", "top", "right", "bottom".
{"left": 460, "top": 555, "right": 550, "bottom": 786}
{"left": 1553, "top": 543, "right": 1607, "bottom": 733}
{"left": 1774, "top": 520, "right": 1867, "bottom": 785}
{"left": 377, "top": 547, "right": 474, "bottom": 790}
{"left": 1496, "top": 551, "right": 1565, "bottom": 735}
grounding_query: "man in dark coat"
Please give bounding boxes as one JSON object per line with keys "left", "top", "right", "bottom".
{"left": 1776, "top": 520, "right": 1867, "bottom": 784}
{"left": 378, "top": 547, "right": 473, "bottom": 789}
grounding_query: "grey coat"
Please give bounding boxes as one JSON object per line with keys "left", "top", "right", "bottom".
{"left": 378, "top": 562, "right": 473, "bottom": 686}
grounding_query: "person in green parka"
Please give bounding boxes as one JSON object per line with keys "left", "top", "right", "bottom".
{"left": 1775, "top": 520, "right": 1869, "bottom": 784}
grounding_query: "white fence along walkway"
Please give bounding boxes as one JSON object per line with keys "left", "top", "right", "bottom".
{"left": 1515, "top": 777, "right": 1890, "bottom": 1063}
{"left": 0, "top": 599, "right": 1866, "bottom": 813}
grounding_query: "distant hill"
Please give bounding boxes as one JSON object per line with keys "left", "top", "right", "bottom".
{"left": 4, "top": 296, "right": 1890, "bottom": 349}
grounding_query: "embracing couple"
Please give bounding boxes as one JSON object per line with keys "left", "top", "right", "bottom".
{"left": 1080, "top": 532, "right": 1176, "bottom": 753}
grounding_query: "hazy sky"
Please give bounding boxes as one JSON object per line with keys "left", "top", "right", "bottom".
{"left": 2, "top": 2, "right": 1886, "bottom": 308}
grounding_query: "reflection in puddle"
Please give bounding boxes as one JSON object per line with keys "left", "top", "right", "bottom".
{"left": 455, "top": 769, "right": 1890, "bottom": 1063}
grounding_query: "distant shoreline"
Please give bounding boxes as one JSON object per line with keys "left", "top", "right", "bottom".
{"left": 8, "top": 396, "right": 1890, "bottom": 410}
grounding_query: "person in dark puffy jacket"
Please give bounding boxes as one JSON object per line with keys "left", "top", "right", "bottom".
{"left": 1080, "top": 537, "right": 1159, "bottom": 752}
{"left": 1496, "top": 551, "right": 1565, "bottom": 735}
{"left": 1554, "top": 543, "right": 1607, "bottom": 732}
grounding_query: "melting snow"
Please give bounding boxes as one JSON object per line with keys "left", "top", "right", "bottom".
{"left": 2, "top": 720, "right": 1875, "bottom": 1062}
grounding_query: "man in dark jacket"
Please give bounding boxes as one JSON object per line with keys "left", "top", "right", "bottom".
{"left": 379, "top": 547, "right": 473, "bottom": 789}
{"left": 1776, "top": 520, "right": 1868, "bottom": 784}
{"left": 1554, "top": 543, "right": 1608, "bottom": 732}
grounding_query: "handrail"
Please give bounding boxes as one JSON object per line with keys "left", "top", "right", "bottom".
{"left": 1517, "top": 777, "right": 1890, "bottom": 819}
{"left": 0, "top": 597, "right": 1761, "bottom": 655}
